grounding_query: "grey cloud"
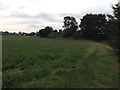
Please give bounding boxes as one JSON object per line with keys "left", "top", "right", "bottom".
{"left": 36, "top": 13, "right": 51, "bottom": 18}
{"left": 9, "top": 12, "right": 79, "bottom": 20}
{"left": 58, "top": 5, "right": 113, "bottom": 20}
{"left": 20, "top": 21, "right": 44, "bottom": 30}
{"left": 10, "top": 12, "right": 33, "bottom": 18}
{"left": 17, "top": 21, "right": 42, "bottom": 24}
{"left": 0, "top": 3, "right": 9, "bottom": 10}
{"left": 19, "top": 6, "right": 25, "bottom": 9}
{"left": 58, "top": 13, "right": 81, "bottom": 19}
{"left": 3, "top": 12, "right": 64, "bottom": 30}
{"left": 36, "top": 13, "right": 61, "bottom": 23}
{"left": 9, "top": 12, "right": 46, "bottom": 18}
{"left": 28, "top": 24, "right": 44, "bottom": 29}
{"left": 8, "top": 12, "right": 61, "bottom": 23}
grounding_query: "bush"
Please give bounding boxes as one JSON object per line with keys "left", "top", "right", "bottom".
{"left": 62, "top": 25, "right": 78, "bottom": 38}
{"left": 73, "top": 30, "right": 84, "bottom": 39}
{"left": 39, "top": 26, "right": 53, "bottom": 37}
{"left": 48, "top": 32, "right": 59, "bottom": 38}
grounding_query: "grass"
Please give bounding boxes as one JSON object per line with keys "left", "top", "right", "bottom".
{"left": 2, "top": 35, "right": 118, "bottom": 88}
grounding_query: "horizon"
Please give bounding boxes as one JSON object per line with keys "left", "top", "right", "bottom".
{"left": 0, "top": 0, "right": 118, "bottom": 33}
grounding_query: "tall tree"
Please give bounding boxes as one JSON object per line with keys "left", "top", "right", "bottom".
{"left": 112, "top": 2, "right": 120, "bottom": 19}
{"left": 63, "top": 16, "right": 78, "bottom": 28}
{"left": 62, "top": 16, "right": 78, "bottom": 37}
{"left": 80, "top": 14, "right": 107, "bottom": 40}
{"left": 106, "top": 2, "right": 119, "bottom": 53}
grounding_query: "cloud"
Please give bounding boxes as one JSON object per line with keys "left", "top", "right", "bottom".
{"left": 1, "top": 12, "right": 62, "bottom": 32}
{"left": 9, "top": 12, "right": 32, "bottom": 18}
{"left": 19, "top": 6, "right": 25, "bottom": 9}
{"left": 0, "top": 3, "right": 8, "bottom": 10}
{"left": 4, "top": 12, "right": 62, "bottom": 23}
{"left": 36, "top": 13, "right": 55, "bottom": 21}
{"left": 36, "top": 13, "right": 62, "bottom": 22}
{"left": 0, "top": 0, "right": 118, "bottom": 32}
{"left": 58, "top": 13, "right": 81, "bottom": 19}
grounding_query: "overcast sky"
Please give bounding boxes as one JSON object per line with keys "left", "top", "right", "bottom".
{"left": 0, "top": 0, "right": 119, "bottom": 33}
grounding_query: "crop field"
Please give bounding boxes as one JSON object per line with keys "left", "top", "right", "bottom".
{"left": 2, "top": 35, "right": 118, "bottom": 88}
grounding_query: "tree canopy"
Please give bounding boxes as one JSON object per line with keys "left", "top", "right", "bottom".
{"left": 63, "top": 16, "right": 78, "bottom": 28}
{"left": 80, "top": 14, "right": 107, "bottom": 40}
{"left": 39, "top": 26, "right": 53, "bottom": 37}
{"left": 106, "top": 2, "right": 119, "bottom": 53}
{"left": 62, "top": 16, "right": 78, "bottom": 37}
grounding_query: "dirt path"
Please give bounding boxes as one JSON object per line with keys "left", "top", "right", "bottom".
{"left": 95, "top": 42, "right": 113, "bottom": 51}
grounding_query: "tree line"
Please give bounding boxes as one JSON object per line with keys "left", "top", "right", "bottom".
{"left": 38, "top": 2, "right": 119, "bottom": 54}
{"left": 1, "top": 2, "right": 119, "bottom": 54}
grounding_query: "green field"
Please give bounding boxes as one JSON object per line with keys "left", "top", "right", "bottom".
{"left": 2, "top": 35, "right": 118, "bottom": 88}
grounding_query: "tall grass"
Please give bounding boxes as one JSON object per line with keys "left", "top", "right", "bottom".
{"left": 2, "top": 35, "right": 118, "bottom": 88}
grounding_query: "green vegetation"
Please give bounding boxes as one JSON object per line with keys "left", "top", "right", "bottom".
{"left": 2, "top": 36, "right": 118, "bottom": 88}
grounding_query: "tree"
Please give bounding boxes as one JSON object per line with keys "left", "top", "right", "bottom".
{"left": 53, "top": 29, "right": 58, "bottom": 33}
{"left": 48, "top": 29, "right": 59, "bottom": 38}
{"left": 21, "top": 32, "right": 28, "bottom": 36}
{"left": 2, "top": 31, "right": 9, "bottom": 35}
{"left": 73, "top": 30, "right": 83, "bottom": 39}
{"left": 29, "top": 32, "right": 36, "bottom": 36}
{"left": 36, "top": 31, "right": 39, "bottom": 36}
{"left": 58, "top": 29, "right": 62, "bottom": 34}
{"left": 106, "top": 2, "right": 119, "bottom": 53}
{"left": 112, "top": 2, "right": 120, "bottom": 19}
{"left": 80, "top": 14, "right": 107, "bottom": 40}
{"left": 62, "top": 25, "right": 78, "bottom": 37}
{"left": 62, "top": 16, "right": 78, "bottom": 37}
{"left": 39, "top": 26, "right": 53, "bottom": 37}
{"left": 18, "top": 31, "right": 22, "bottom": 36}
{"left": 63, "top": 16, "right": 78, "bottom": 28}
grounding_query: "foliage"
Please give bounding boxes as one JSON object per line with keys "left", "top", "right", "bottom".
{"left": 39, "top": 26, "right": 53, "bottom": 37}
{"left": 29, "top": 32, "right": 36, "bottom": 36}
{"left": 62, "top": 25, "right": 78, "bottom": 38}
{"left": 48, "top": 32, "right": 58, "bottom": 38}
{"left": 106, "top": 2, "right": 119, "bottom": 53}
{"left": 112, "top": 2, "right": 120, "bottom": 19}
{"left": 73, "top": 30, "right": 84, "bottom": 39}
{"left": 80, "top": 14, "right": 107, "bottom": 40}
{"left": 1, "top": 31, "right": 18, "bottom": 35}
{"left": 58, "top": 29, "right": 62, "bottom": 34}
{"left": 62, "top": 16, "right": 78, "bottom": 37}
{"left": 63, "top": 16, "right": 78, "bottom": 28}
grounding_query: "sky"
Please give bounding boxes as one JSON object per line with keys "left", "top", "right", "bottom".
{"left": 0, "top": 0, "right": 119, "bottom": 33}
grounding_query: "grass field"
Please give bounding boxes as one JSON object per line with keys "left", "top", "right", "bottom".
{"left": 2, "top": 35, "right": 118, "bottom": 88}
